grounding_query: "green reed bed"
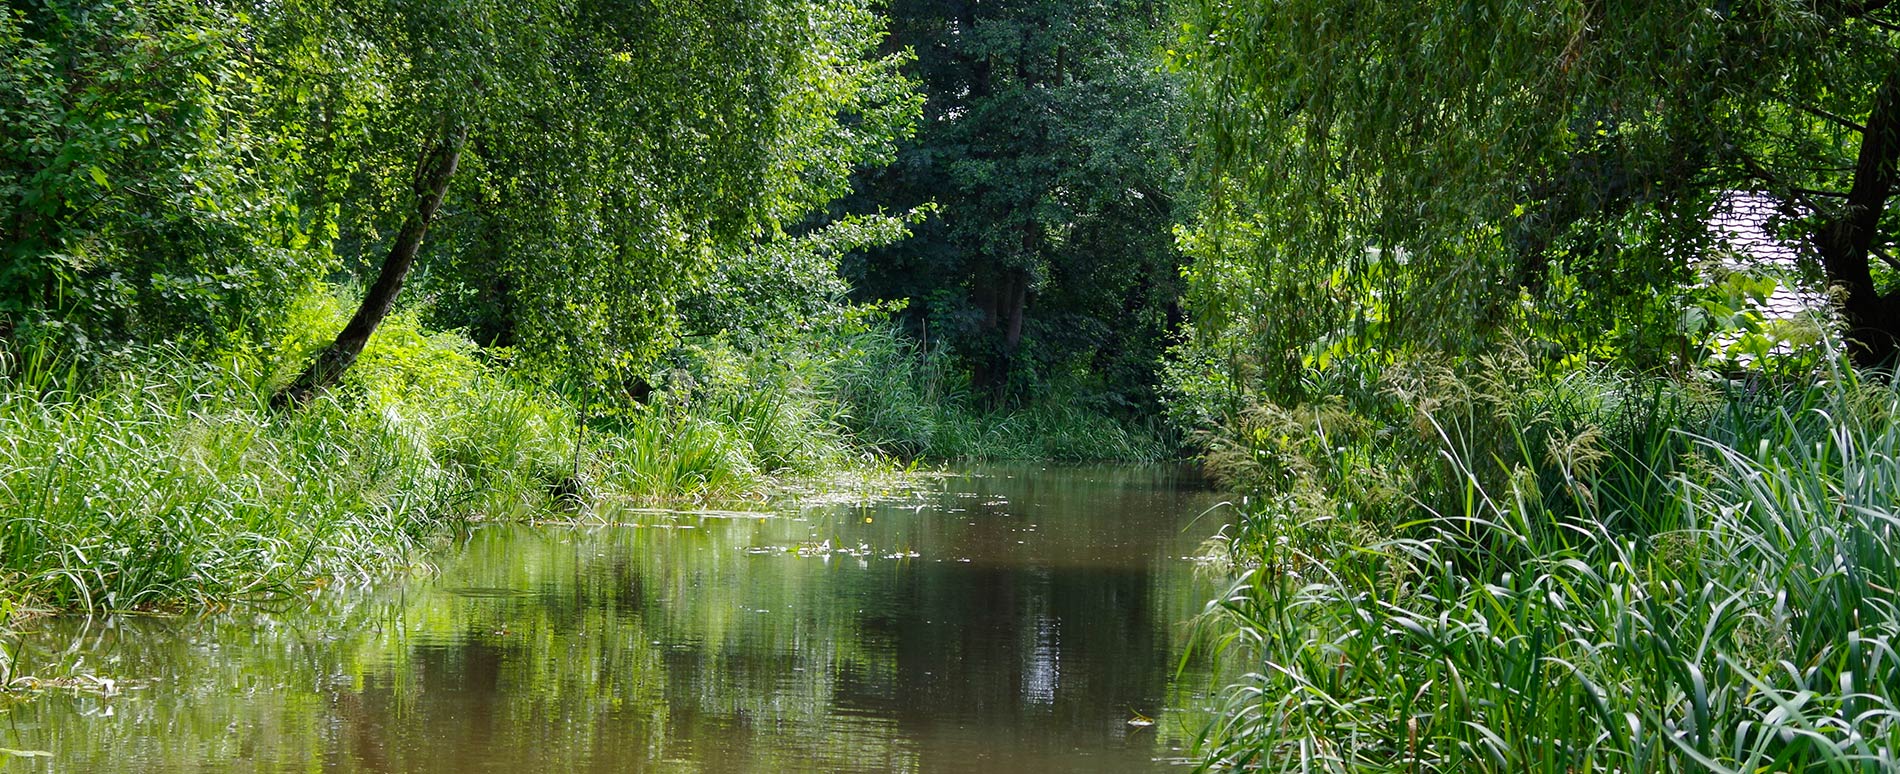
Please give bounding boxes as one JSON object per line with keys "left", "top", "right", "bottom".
{"left": 0, "top": 306, "right": 1171, "bottom": 620}
{"left": 0, "top": 374, "right": 801, "bottom": 617}
{"left": 0, "top": 321, "right": 742, "bottom": 617}
{"left": 0, "top": 366, "right": 551, "bottom": 615}
{"left": 1194, "top": 363, "right": 1900, "bottom": 772}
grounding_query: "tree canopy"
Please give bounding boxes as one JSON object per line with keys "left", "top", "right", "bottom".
{"left": 1179, "top": 0, "right": 1900, "bottom": 383}
{"left": 1, "top": 0, "right": 316, "bottom": 354}
{"left": 845, "top": 0, "right": 1187, "bottom": 409}
{"left": 2, "top": 0, "right": 918, "bottom": 395}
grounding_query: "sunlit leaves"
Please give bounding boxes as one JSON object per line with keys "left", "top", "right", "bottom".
{"left": 2, "top": 0, "right": 920, "bottom": 389}
{"left": 1174, "top": 0, "right": 1894, "bottom": 383}
{"left": 1, "top": 0, "right": 318, "bottom": 354}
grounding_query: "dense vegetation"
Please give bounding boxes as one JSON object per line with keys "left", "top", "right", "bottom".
{"left": 0, "top": 0, "right": 1176, "bottom": 619}
{"left": 843, "top": 0, "right": 1186, "bottom": 412}
{"left": 1171, "top": 0, "right": 1900, "bottom": 770}
{"left": 0, "top": 298, "right": 1164, "bottom": 617}
{"left": 11, "top": 0, "right": 1900, "bottom": 769}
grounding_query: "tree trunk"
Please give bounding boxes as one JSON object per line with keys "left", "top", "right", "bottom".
{"left": 275, "top": 125, "right": 467, "bottom": 408}
{"left": 969, "top": 268, "right": 1031, "bottom": 399}
{"left": 1817, "top": 52, "right": 1900, "bottom": 367}
{"left": 1003, "top": 270, "right": 1028, "bottom": 350}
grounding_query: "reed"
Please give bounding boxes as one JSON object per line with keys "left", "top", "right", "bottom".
{"left": 0, "top": 294, "right": 1174, "bottom": 618}
{"left": 1194, "top": 358, "right": 1900, "bottom": 772}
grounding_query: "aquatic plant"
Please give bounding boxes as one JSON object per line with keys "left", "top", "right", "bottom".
{"left": 0, "top": 333, "right": 569, "bottom": 613}
{"left": 1191, "top": 359, "right": 1900, "bottom": 771}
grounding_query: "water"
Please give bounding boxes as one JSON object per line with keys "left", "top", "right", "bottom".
{"left": 1, "top": 465, "right": 1228, "bottom": 772}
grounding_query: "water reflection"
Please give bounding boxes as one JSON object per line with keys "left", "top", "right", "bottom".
{"left": 1, "top": 465, "right": 1224, "bottom": 773}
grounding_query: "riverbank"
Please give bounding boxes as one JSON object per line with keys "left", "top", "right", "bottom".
{"left": 1187, "top": 356, "right": 1900, "bottom": 770}
{"left": 0, "top": 297, "right": 1172, "bottom": 621}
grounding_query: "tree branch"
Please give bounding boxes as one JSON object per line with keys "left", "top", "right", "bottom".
{"left": 1874, "top": 244, "right": 1900, "bottom": 273}
{"left": 1798, "top": 103, "right": 1869, "bottom": 134}
{"left": 1836, "top": 0, "right": 1899, "bottom": 18}
{"left": 1858, "top": 15, "right": 1900, "bottom": 34}
{"left": 1790, "top": 186, "right": 1851, "bottom": 199}
{"left": 1736, "top": 153, "right": 1845, "bottom": 220}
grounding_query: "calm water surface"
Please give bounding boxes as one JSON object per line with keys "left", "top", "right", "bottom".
{"left": 2, "top": 465, "right": 1227, "bottom": 772}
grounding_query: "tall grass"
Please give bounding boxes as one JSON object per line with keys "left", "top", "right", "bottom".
{"left": 0, "top": 293, "right": 1174, "bottom": 618}
{"left": 823, "top": 325, "right": 1175, "bottom": 463}
{"left": 0, "top": 297, "right": 733, "bottom": 617}
{"left": 0, "top": 331, "right": 592, "bottom": 614}
{"left": 1191, "top": 358, "right": 1900, "bottom": 771}
{"left": 1, "top": 368, "right": 489, "bottom": 613}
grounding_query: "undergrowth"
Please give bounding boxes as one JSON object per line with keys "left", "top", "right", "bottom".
{"left": 0, "top": 289, "right": 1168, "bottom": 619}
{"left": 825, "top": 326, "right": 1174, "bottom": 463}
{"left": 1187, "top": 349, "right": 1900, "bottom": 771}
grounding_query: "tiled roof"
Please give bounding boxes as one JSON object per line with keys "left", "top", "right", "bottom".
{"left": 1705, "top": 191, "right": 1830, "bottom": 321}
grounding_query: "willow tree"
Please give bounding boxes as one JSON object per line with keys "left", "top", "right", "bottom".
{"left": 1179, "top": 0, "right": 1900, "bottom": 372}
{"left": 273, "top": 0, "right": 915, "bottom": 404}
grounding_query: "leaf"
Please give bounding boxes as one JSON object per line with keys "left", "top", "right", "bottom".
{"left": 1679, "top": 306, "right": 1707, "bottom": 335}
{"left": 87, "top": 165, "right": 108, "bottom": 189}
{"left": 0, "top": 749, "right": 52, "bottom": 758}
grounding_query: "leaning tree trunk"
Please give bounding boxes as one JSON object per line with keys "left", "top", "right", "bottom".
{"left": 1817, "top": 52, "right": 1900, "bottom": 367}
{"left": 274, "top": 125, "right": 468, "bottom": 408}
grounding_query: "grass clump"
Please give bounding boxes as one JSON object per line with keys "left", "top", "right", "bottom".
{"left": 822, "top": 324, "right": 1175, "bottom": 463}
{"left": 0, "top": 317, "right": 578, "bottom": 615}
{"left": 0, "top": 369, "right": 512, "bottom": 614}
{"left": 0, "top": 289, "right": 1172, "bottom": 619}
{"left": 0, "top": 292, "right": 735, "bottom": 617}
{"left": 1188, "top": 353, "right": 1900, "bottom": 771}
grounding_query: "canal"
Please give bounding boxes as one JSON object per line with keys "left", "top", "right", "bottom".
{"left": 1, "top": 464, "right": 1227, "bottom": 772}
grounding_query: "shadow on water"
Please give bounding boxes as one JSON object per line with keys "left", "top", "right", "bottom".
{"left": 1, "top": 464, "right": 1228, "bottom": 773}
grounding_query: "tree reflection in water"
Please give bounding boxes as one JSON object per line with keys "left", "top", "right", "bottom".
{"left": 2, "top": 464, "right": 1226, "bottom": 773}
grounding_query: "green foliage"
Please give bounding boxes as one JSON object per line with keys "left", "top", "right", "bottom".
{"left": 1173, "top": 345, "right": 1731, "bottom": 547}
{"left": 386, "top": 0, "right": 923, "bottom": 379}
{"left": 1173, "top": 0, "right": 1900, "bottom": 377}
{"left": 1685, "top": 270, "right": 1838, "bottom": 374}
{"left": 0, "top": 0, "right": 317, "bottom": 356}
{"left": 647, "top": 332, "right": 855, "bottom": 476}
{"left": 2, "top": 0, "right": 924, "bottom": 398}
{"left": 811, "top": 320, "right": 1175, "bottom": 462}
{"left": 0, "top": 291, "right": 599, "bottom": 613}
{"left": 845, "top": 0, "right": 1187, "bottom": 407}
{"left": 589, "top": 408, "right": 758, "bottom": 504}
{"left": 1165, "top": 5, "right": 1900, "bottom": 765}
{"left": 1191, "top": 359, "right": 1900, "bottom": 771}
{"left": 682, "top": 208, "right": 933, "bottom": 339}
{"left": 655, "top": 316, "right": 1176, "bottom": 466}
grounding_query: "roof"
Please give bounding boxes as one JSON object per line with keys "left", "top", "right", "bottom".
{"left": 1704, "top": 191, "right": 1830, "bottom": 321}
{"left": 1695, "top": 191, "right": 1841, "bottom": 368}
